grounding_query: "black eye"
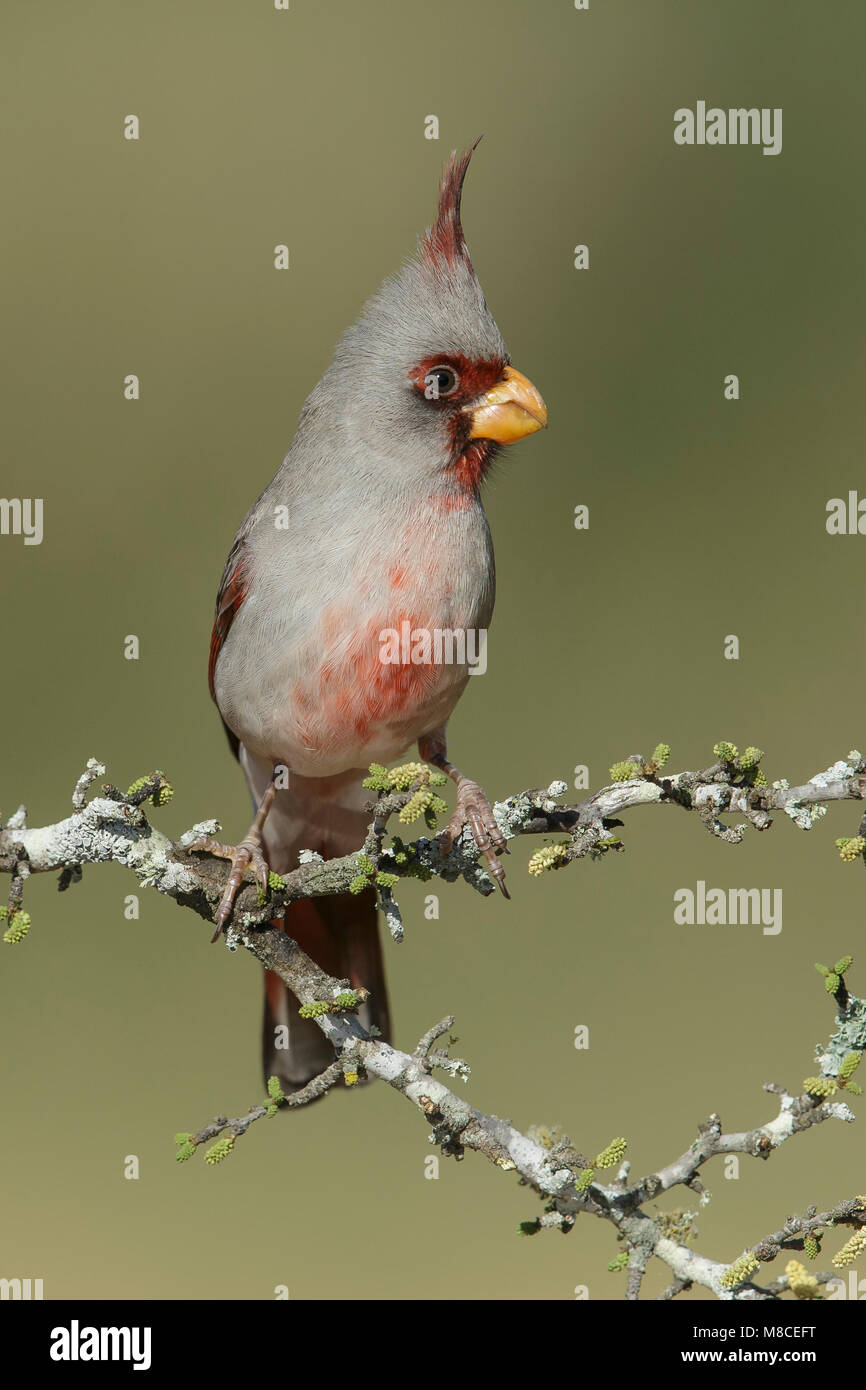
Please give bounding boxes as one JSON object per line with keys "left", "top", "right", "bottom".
{"left": 423, "top": 365, "right": 459, "bottom": 400}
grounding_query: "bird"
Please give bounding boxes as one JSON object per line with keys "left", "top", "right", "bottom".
{"left": 198, "top": 140, "right": 547, "bottom": 1094}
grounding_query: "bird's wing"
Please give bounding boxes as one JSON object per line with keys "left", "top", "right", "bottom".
{"left": 208, "top": 537, "right": 250, "bottom": 758}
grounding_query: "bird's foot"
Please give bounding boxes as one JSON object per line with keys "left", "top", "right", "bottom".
{"left": 185, "top": 833, "right": 271, "bottom": 941}
{"left": 439, "top": 777, "right": 510, "bottom": 899}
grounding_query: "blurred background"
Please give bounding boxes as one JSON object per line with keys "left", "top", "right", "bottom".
{"left": 2, "top": 0, "right": 865, "bottom": 1301}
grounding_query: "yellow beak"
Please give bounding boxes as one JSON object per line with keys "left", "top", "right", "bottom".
{"left": 465, "top": 365, "right": 548, "bottom": 444}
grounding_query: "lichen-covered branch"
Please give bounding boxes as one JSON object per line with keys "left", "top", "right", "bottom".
{"left": 2, "top": 749, "right": 865, "bottom": 1298}
{"left": 2, "top": 748, "right": 865, "bottom": 933}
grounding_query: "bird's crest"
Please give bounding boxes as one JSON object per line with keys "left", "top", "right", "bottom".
{"left": 420, "top": 136, "right": 483, "bottom": 271}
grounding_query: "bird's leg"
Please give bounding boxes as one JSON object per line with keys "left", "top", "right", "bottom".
{"left": 186, "top": 773, "right": 278, "bottom": 942}
{"left": 417, "top": 733, "right": 510, "bottom": 899}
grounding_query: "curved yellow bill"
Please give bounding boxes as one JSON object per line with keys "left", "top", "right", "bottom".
{"left": 465, "top": 365, "right": 548, "bottom": 444}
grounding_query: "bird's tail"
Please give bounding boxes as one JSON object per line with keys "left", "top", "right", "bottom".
{"left": 237, "top": 747, "right": 390, "bottom": 1096}
{"left": 262, "top": 887, "right": 390, "bottom": 1094}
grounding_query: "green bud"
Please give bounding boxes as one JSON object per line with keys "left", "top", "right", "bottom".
{"left": 713, "top": 741, "right": 738, "bottom": 763}
{"left": 738, "top": 747, "right": 764, "bottom": 770}
{"left": 609, "top": 760, "right": 642, "bottom": 783}
{"left": 298, "top": 1000, "right": 331, "bottom": 1018}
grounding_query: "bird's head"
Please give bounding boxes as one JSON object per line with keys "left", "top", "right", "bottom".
{"left": 320, "top": 139, "right": 547, "bottom": 497}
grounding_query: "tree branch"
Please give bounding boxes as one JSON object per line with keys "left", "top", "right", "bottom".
{"left": 2, "top": 748, "right": 865, "bottom": 1298}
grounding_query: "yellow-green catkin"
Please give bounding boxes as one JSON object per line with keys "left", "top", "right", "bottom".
{"left": 152, "top": 778, "right": 173, "bottom": 806}
{"left": 785, "top": 1259, "right": 821, "bottom": 1299}
{"left": 363, "top": 761, "right": 447, "bottom": 793}
{"left": 713, "top": 741, "right": 738, "bottom": 763}
{"left": 720, "top": 1252, "right": 759, "bottom": 1289}
{"left": 2, "top": 910, "right": 31, "bottom": 944}
{"left": 832, "top": 1228, "right": 866, "bottom": 1269}
{"left": 203, "top": 1135, "right": 235, "bottom": 1165}
{"left": 298, "top": 999, "right": 331, "bottom": 1018}
{"left": 595, "top": 1137, "right": 627, "bottom": 1170}
{"left": 609, "top": 760, "right": 642, "bottom": 783}
{"left": 399, "top": 788, "right": 433, "bottom": 823}
{"left": 528, "top": 844, "right": 569, "bottom": 876}
{"left": 839, "top": 1052, "right": 862, "bottom": 1082}
{"left": 802, "top": 1076, "right": 839, "bottom": 1098}
{"left": 738, "top": 747, "right": 764, "bottom": 770}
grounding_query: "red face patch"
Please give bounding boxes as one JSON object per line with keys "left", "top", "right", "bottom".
{"left": 409, "top": 352, "right": 504, "bottom": 495}
{"left": 409, "top": 353, "right": 504, "bottom": 410}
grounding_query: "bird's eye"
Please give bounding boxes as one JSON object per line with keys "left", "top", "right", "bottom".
{"left": 423, "top": 365, "right": 459, "bottom": 400}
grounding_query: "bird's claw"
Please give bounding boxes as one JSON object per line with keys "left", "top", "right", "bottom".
{"left": 440, "top": 778, "right": 510, "bottom": 899}
{"left": 185, "top": 833, "right": 270, "bottom": 941}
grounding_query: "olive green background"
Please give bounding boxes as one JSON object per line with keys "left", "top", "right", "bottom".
{"left": 2, "top": 0, "right": 865, "bottom": 1301}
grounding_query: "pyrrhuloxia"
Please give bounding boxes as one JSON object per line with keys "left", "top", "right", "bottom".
{"left": 200, "top": 141, "right": 547, "bottom": 1092}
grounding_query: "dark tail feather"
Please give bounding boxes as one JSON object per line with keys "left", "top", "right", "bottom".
{"left": 262, "top": 888, "right": 390, "bottom": 1096}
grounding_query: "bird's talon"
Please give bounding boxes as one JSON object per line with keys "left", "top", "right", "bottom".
{"left": 188, "top": 834, "right": 271, "bottom": 943}
{"left": 440, "top": 777, "right": 510, "bottom": 898}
